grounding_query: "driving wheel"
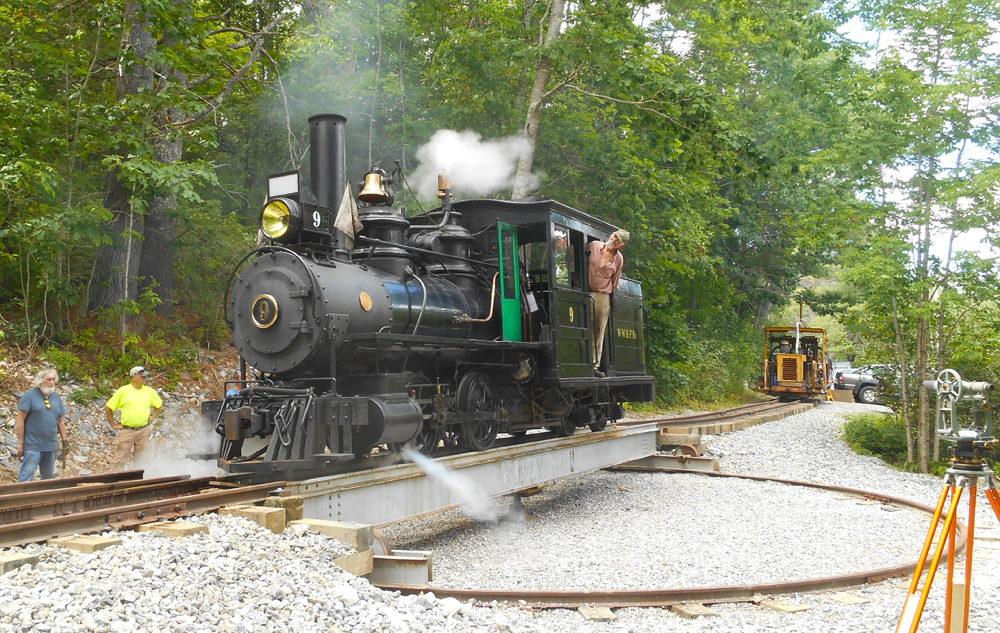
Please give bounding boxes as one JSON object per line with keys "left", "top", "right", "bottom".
{"left": 552, "top": 416, "right": 576, "bottom": 437}
{"left": 457, "top": 371, "right": 501, "bottom": 451}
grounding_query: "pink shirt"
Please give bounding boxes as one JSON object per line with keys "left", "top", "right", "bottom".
{"left": 587, "top": 240, "right": 624, "bottom": 294}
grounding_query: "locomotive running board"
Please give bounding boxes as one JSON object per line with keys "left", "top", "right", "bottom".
{"left": 278, "top": 423, "right": 658, "bottom": 527}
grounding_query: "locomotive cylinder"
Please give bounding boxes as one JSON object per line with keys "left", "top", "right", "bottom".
{"left": 353, "top": 394, "right": 423, "bottom": 449}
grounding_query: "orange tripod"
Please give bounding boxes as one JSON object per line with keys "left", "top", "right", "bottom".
{"left": 896, "top": 440, "right": 1000, "bottom": 633}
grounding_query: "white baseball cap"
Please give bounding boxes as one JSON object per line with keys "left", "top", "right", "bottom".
{"left": 130, "top": 366, "right": 150, "bottom": 377}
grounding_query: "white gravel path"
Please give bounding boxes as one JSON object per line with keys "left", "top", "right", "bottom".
{"left": 1, "top": 400, "right": 998, "bottom": 633}
{"left": 383, "top": 401, "right": 1000, "bottom": 632}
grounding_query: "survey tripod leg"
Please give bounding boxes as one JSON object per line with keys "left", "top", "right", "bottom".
{"left": 896, "top": 472, "right": 1000, "bottom": 633}
{"left": 896, "top": 483, "right": 963, "bottom": 633}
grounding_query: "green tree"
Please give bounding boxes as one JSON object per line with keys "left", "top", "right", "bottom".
{"left": 89, "top": 0, "right": 286, "bottom": 320}
{"left": 854, "top": 0, "right": 1000, "bottom": 471}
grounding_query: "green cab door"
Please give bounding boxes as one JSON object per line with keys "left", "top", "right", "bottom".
{"left": 498, "top": 222, "right": 522, "bottom": 341}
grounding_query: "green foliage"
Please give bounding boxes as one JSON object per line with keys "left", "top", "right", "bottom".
{"left": 67, "top": 386, "right": 106, "bottom": 406}
{"left": 60, "top": 326, "right": 201, "bottom": 403}
{"left": 842, "top": 412, "right": 910, "bottom": 465}
{"left": 10, "top": 0, "right": 996, "bottom": 413}
{"left": 799, "top": 287, "right": 859, "bottom": 321}
{"left": 173, "top": 202, "right": 256, "bottom": 348}
{"left": 38, "top": 348, "right": 83, "bottom": 379}
{"left": 842, "top": 412, "right": 950, "bottom": 475}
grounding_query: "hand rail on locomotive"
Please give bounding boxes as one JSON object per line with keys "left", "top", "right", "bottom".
{"left": 640, "top": 305, "right": 650, "bottom": 369}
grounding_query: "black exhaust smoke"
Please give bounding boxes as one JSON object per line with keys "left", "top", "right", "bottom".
{"left": 308, "top": 114, "right": 347, "bottom": 247}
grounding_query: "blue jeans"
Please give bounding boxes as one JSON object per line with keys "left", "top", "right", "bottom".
{"left": 18, "top": 450, "right": 57, "bottom": 482}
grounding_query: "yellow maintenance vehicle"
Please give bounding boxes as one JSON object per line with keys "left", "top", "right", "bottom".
{"left": 763, "top": 325, "right": 830, "bottom": 401}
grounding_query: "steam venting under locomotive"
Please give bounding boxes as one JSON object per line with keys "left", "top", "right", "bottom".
{"left": 209, "top": 113, "right": 654, "bottom": 473}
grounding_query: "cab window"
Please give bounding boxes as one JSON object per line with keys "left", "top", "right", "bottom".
{"left": 553, "top": 224, "right": 578, "bottom": 288}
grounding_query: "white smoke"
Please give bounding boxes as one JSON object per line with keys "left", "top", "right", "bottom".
{"left": 402, "top": 446, "right": 499, "bottom": 522}
{"left": 136, "top": 454, "right": 223, "bottom": 479}
{"left": 408, "top": 130, "right": 539, "bottom": 200}
{"left": 135, "top": 419, "right": 225, "bottom": 479}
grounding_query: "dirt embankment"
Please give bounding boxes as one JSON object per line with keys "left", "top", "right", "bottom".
{"left": 1, "top": 350, "right": 241, "bottom": 484}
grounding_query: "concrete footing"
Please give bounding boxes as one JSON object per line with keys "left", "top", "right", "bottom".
{"left": 220, "top": 505, "right": 286, "bottom": 533}
{"left": 137, "top": 521, "right": 209, "bottom": 538}
{"left": 370, "top": 550, "right": 434, "bottom": 587}
{"left": 670, "top": 604, "right": 718, "bottom": 619}
{"left": 48, "top": 536, "right": 122, "bottom": 553}
{"left": 0, "top": 552, "right": 39, "bottom": 574}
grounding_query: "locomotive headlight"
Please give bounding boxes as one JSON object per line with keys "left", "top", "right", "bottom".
{"left": 260, "top": 198, "right": 301, "bottom": 241}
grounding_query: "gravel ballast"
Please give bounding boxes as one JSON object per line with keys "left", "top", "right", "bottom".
{"left": 385, "top": 401, "right": 1000, "bottom": 632}
{"left": 1, "top": 400, "right": 999, "bottom": 632}
{"left": 386, "top": 474, "right": 930, "bottom": 591}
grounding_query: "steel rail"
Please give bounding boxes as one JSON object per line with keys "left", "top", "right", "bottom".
{"left": 0, "top": 476, "right": 223, "bottom": 523}
{"left": 0, "top": 481, "right": 285, "bottom": 548}
{"left": 0, "top": 475, "right": 191, "bottom": 510}
{"left": 379, "top": 471, "right": 967, "bottom": 608}
{"left": 618, "top": 399, "right": 797, "bottom": 429}
{"left": 0, "top": 470, "right": 144, "bottom": 496}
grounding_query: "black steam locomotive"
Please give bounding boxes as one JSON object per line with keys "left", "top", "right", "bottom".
{"left": 210, "top": 114, "right": 654, "bottom": 473}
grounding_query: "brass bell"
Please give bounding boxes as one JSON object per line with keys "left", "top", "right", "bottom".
{"left": 358, "top": 171, "right": 389, "bottom": 204}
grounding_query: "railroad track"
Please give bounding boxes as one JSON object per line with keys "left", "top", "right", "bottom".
{"left": 0, "top": 399, "right": 811, "bottom": 550}
{"left": 1, "top": 400, "right": 943, "bottom": 609}
{"left": 0, "top": 471, "right": 285, "bottom": 548}
{"left": 620, "top": 398, "right": 805, "bottom": 428}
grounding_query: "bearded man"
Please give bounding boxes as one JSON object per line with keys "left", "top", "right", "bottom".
{"left": 16, "top": 368, "right": 68, "bottom": 482}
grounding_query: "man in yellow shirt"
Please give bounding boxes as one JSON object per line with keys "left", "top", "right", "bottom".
{"left": 105, "top": 366, "right": 163, "bottom": 472}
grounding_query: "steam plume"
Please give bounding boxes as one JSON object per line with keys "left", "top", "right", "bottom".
{"left": 135, "top": 422, "right": 224, "bottom": 479}
{"left": 402, "top": 446, "right": 499, "bottom": 522}
{"left": 408, "top": 130, "right": 538, "bottom": 200}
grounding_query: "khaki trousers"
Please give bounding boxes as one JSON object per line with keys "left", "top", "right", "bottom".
{"left": 110, "top": 425, "right": 151, "bottom": 472}
{"left": 591, "top": 291, "right": 611, "bottom": 368}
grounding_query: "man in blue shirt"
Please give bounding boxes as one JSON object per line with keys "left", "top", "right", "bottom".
{"left": 16, "top": 368, "right": 69, "bottom": 482}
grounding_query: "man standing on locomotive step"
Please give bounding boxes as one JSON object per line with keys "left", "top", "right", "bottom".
{"left": 587, "top": 229, "right": 630, "bottom": 377}
{"left": 15, "top": 368, "right": 69, "bottom": 482}
{"left": 105, "top": 366, "right": 162, "bottom": 472}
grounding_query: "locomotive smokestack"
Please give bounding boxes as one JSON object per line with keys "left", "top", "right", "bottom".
{"left": 308, "top": 114, "right": 348, "bottom": 246}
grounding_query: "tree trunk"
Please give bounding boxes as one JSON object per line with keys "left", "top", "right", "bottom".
{"left": 916, "top": 153, "right": 936, "bottom": 472}
{"left": 932, "top": 224, "right": 955, "bottom": 463}
{"left": 753, "top": 301, "right": 772, "bottom": 330}
{"left": 916, "top": 312, "right": 930, "bottom": 473}
{"left": 88, "top": 1, "right": 155, "bottom": 314}
{"left": 137, "top": 110, "right": 183, "bottom": 316}
{"left": 511, "top": 0, "right": 564, "bottom": 200}
{"left": 892, "top": 296, "right": 913, "bottom": 464}
{"left": 933, "top": 298, "right": 944, "bottom": 463}
{"left": 88, "top": 174, "right": 142, "bottom": 312}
